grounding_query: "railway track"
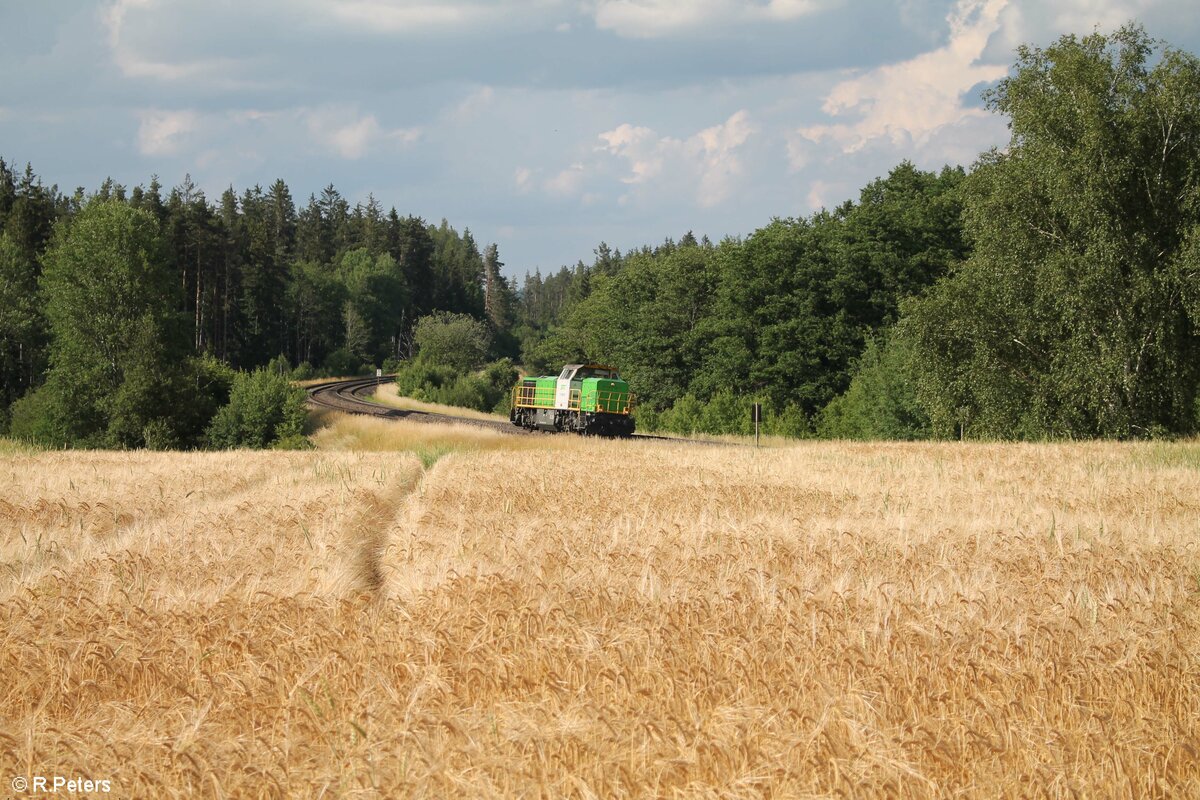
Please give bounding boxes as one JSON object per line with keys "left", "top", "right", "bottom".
{"left": 305, "top": 375, "right": 532, "bottom": 435}
{"left": 305, "top": 376, "right": 730, "bottom": 444}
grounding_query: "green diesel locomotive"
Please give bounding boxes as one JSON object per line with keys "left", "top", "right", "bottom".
{"left": 510, "top": 364, "right": 636, "bottom": 437}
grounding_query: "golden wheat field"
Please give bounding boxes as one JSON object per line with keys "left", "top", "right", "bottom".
{"left": 1, "top": 416, "right": 1198, "bottom": 798}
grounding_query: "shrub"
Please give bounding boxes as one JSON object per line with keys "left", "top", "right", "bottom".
{"left": 770, "top": 402, "right": 811, "bottom": 438}
{"left": 817, "top": 333, "right": 929, "bottom": 440}
{"left": 206, "top": 368, "right": 309, "bottom": 449}
{"left": 8, "top": 384, "right": 76, "bottom": 448}
{"left": 413, "top": 312, "right": 490, "bottom": 371}
{"left": 392, "top": 358, "right": 517, "bottom": 414}
{"left": 322, "top": 349, "right": 359, "bottom": 377}
{"left": 662, "top": 394, "right": 704, "bottom": 436}
{"left": 633, "top": 405, "right": 660, "bottom": 433}
{"left": 698, "top": 390, "right": 747, "bottom": 436}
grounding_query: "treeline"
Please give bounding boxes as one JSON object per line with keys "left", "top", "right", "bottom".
{"left": 0, "top": 165, "right": 516, "bottom": 446}
{"left": 513, "top": 25, "right": 1200, "bottom": 440}
{"left": 1, "top": 24, "right": 1198, "bottom": 445}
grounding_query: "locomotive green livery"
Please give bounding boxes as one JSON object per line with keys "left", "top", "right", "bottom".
{"left": 509, "top": 364, "right": 636, "bottom": 437}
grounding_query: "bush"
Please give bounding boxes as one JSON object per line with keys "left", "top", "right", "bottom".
{"left": 392, "top": 358, "right": 517, "bottom": 414}
{"left": 661, "top": 394, "right": 705, "bottom": 436}
{"left": 322, "top": 348, "right": 360, "bottom": 377}
{"left": 632, "top": 405, "right": 661, "bottom": 432}
{"left": 770, "top": 402, "right": 811, "bottom": 438}
{"left": 698, "top": 389, "right": 747, "bottom": 436}
{"left": 206, "top": 368, "right": 309, "bottom": 449}
{"left": 141, "top": 418, "right": 179, "bottom": 451}
{"left": 413, "top": 312, "right": 490, "bottom": 371}
{"left": 817, "top": 332, "right": 929, "bottom": 440}
{"left": 174, "top": 355, "right": 236, "bottom": 448}
{"left": 8, "top": 384, "right": 76, "bottom": 448}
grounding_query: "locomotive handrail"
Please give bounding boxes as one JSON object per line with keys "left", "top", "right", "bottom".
{"left": 512, "top": 385, "right": 635, "bottom": 415}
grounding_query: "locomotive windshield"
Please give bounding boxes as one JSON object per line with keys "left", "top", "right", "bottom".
{"left": 576, "top": 366, "right": 617, "bottom": 380}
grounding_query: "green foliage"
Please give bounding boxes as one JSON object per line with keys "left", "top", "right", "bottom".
{"left": 265, "top": 353, "right": 292, "bottom": 376}
{"left": 660, "top": 394, "right": 705, "bottom": 436}
{"left": 206, "top": 368, "right": 308, "bottom": 449}
{"left": 631, "top": 404, "right": 660, "bottom": 433}
{"left": 0, "top": 230, "right": 47, "bottom": 424}
{"left": 322, "top": 348, "right": 361, "bottom": 377}
{"left": 770, "top": 402, "right": 810, "bottom": 439}
{"left": 340, "top": 248, "right": 407, "bottom": 363}
{"left": 635, "top": 391, "right": 809, "bottom": 439}
{"left": 535, "top": 165, "right": 965, "bottom": 418}
{"left": 10, "top": 24, "right": 1200, "bottom": 446}
{"left": 818, "top": 329, "right": 930, "bottom": 440}
{"left": 8, "top": 384, "right": 74, "bottom": 448}
{"left": 698, "top": 390, "right": 748, "bottom": 436}
{"left": 908, "top": 25, "right": 1200, "bottom": 439}
{"left": 413, "top": 311, "right": 491, "bottom": 372}
{"left": 393, "top": 358, "right": 517, "bottom": 414}
{"left": 176, "top": 355, "right": 236, "bottom": 446}
{"left": 32, "top": 200, "right": 211, "bottom": 448}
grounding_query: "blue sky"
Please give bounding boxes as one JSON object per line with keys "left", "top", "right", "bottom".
{"left": 2, "top": 1, "right": 1198, "bottom": 277}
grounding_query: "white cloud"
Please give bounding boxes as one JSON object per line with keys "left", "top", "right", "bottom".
{"left": 132, "top": 105, "right": 418, "bottom": 162}
{"left": 514, "top": 166, "right": 535, "bottom": 192}
{"left": 305, "top": 109, "right": 420, "bottom": 159}
{"left": 597, "top": 123, "right": 664, "bottom": 184}
{"left": 791, "top": 0, "right": 1009, "bottom": 159}
{"left": 312, "top": 0, "right": 565, "bottom": 33}
{"left": 590, "top": 0, "right": 826, "bottom": 38}
{"left": 544, "top": 162, "right": 587, "bottom": 195}
{"left": 450, "top": 86, "right": 496, "bottom": 121}
{"left": 104, "top": 0, "right": 244, "bottom": 81}
{"left": 136, "top": 109, "right": 198, "bottom": 156}
{"left": 323, "top": 1, "right": 473, "bottom": 30}
{"left": 986, "top": 0, "right": 1153, "bottom": 59}
{"left": 597, "top": 110, "right": 758, "bottom": 207}
{"left": 690, "top": 110, "right": 757, "bottom": 205}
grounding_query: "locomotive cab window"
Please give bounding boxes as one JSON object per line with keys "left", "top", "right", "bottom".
{"left": 577, "top": 367, "right": 616, "bottom": 380}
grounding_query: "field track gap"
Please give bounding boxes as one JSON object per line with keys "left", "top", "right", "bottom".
{"left": 345, "top": 455, "right": 444, "bottom": 595}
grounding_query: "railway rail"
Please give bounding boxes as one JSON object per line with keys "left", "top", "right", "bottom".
{"left": 305, "top": 376, "right": 730, "bottom": 444}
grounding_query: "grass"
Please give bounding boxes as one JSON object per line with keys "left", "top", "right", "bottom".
{"left": 1, "top": 417, "right": 1198, "bottom": 797}
{"left": 1134, "top": 439, "right": 1200, "bottom": 470}
{"left": 0, "top": 436, "right": 37, "bottom": 454}
{"left": 368, "top": 382, "right": 509, "bottom": 422}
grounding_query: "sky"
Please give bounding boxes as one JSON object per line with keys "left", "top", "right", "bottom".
{"left": 2, "top": 1, "right": 1198, "bottom": 278}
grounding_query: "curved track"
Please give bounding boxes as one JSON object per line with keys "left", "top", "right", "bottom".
{"left": 305, "top": 376, "right": 723, "bottom": 444}
{"left": 305, "top": 376, "right": 532, "bottom": 436}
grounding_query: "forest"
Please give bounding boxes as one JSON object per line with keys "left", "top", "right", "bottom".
{"left": 1, "top": 24, "right": 1198, "bottom": 446}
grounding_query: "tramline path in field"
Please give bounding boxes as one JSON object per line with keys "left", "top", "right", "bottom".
{"left": 304, "top": 376, "right": 723, "bottom": 444}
